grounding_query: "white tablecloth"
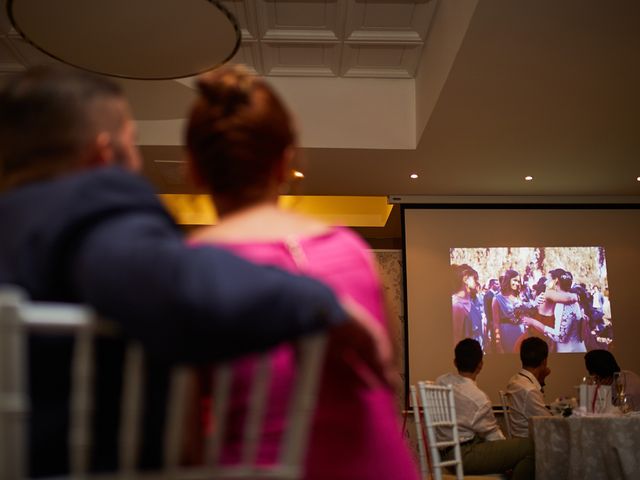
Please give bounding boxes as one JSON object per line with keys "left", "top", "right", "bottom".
{"left": 530, "top": 415, "right": 640, "bottom": 480}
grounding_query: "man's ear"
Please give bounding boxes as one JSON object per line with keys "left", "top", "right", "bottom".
{"left": 84, "top": 132, "right": 114, "bottom": 167}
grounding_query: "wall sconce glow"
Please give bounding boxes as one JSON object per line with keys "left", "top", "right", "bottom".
{"left": 525, "top": 175, "right": 533, "bottom": 181}
{"left": 293, "top": 170, "right": 305, "bottom": 178}
{"left": 410, "top": 173, "right": 419, "bottom": 179}
{"left": 637, "top": 176, "right": 640, "bottom": 182}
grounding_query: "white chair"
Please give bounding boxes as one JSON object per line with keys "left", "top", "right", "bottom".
{"left": 0, "top": 286, "right": 326, "bottom": 479}
{"left": 415, "top": 381, "right": 506, "bottom": 480}
{"left": 410, "top": 385, "right": 429, "bottom": 478}
{"left": 417, "top": 381, "right": 464, "bottom": 480}
{"left": 498, "top": 390, "right": 513, "bottom": 439}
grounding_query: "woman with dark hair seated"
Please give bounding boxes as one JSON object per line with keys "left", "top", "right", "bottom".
{"left": 585, "top": 350, "right": 640, "bottom": 411}
{"left": 184, "top": 66, "right": 419, "bottom": 480}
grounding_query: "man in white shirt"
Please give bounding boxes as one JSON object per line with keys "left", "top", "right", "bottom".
{"left": 506, "top": 337, "right": 552, "bottom": 437}
{"left": 436, "top": 339, "right": 534, "bottom": 480}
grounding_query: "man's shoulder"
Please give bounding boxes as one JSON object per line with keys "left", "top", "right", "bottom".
{"left": 507, "top": 370, "right": 539, "bottom": 391}
{"left": 52, "top": 167, "right": 168, "bottom": 219}
{"left": 437, "top": 373, "right": 488, "bottom": 403}
{"left": 65, "top": 167, "right": 157, "bottom": 199}
{"left": 436, "top": 372, "right": 460, "bottom": 385}
{"left": 6, "top": 166, "right": 158, "bottom": 209}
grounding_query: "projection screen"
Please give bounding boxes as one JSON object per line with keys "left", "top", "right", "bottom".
{"left": 403, "top": 206, "right": 640, "bottom": 404}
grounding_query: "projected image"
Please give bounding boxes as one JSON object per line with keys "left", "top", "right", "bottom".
{"left": 449, "top": 247, "right": 613, "bottom": 354}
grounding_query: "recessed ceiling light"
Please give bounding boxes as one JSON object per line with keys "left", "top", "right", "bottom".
{"left": 525, "top": 175, "right": 533, "bottom": 181}
{"left": 292, "top": 170, "right": 304, "bottom": 178}
{"left": 410, "top": 173, "right": 419, "bottom": 179}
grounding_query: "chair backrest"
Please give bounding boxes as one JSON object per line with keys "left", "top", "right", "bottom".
{"left": 410, "top": 385, "right": 429, "bottom": 478}
{"left": 0, "top": 286, "right": 326, "bottom": 479}
{"left": 498, "top": 390, "right": 513, "bottom": 439}
{"left": 417, "top": 381, "right": 464, "bottom": 480}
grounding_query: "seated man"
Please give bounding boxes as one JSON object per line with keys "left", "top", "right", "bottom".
{"left": 585, "top": 349, "right": 640, "bottom": 411}
{"left": 436, "top": 338, "right": 534, "bottom": 480}
{"left": 506, "top": 337, "right": 552, "bottom": 437}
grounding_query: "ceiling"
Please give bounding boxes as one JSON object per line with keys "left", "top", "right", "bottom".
{"left": 2, "top": 0, "right": 640, "bottom": 231}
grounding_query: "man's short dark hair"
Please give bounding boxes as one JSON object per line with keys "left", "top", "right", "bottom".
{"left": 520, "top": 337, "right": 548, "bottom": 368}
{"left": 451, "top": 264, "right": 478, "bottom": 294}
{"left": 584, "top": 349, "right": 620, "bottom": 379}
{"left": 0, "top": 66, "right": 124, "bottom": 190}
{"left": 454, "top": 338, "right": 483, "bottom": 373}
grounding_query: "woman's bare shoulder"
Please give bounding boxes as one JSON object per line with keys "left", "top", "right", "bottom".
{"left": 189, "top": 207, "right": 330, "bottom": 243}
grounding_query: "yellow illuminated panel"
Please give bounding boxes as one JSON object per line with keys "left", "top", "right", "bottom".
{"left": 159, "top": 194, "right": 393, "bottom": 227}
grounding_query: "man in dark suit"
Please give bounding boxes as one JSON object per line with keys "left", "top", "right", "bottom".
{"left": 483, "top": 278, "right": 500, "bottom": 352}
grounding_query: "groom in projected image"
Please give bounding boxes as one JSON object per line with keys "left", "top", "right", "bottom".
{"left": 483, "top": 278, "right": 500, "bottom": 352}
{"left": 451, "top": 264, "right": 485, "bottom": 348}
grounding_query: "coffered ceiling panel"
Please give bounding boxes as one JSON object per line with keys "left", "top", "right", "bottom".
{"left": 344, "top": 0, "right": 436, "bottom": 42}
{"left": 342, "top": 43, "right": 421, "bottom": 77}
{"left": 223, "top": 0, "right": 436, "bottom": 78}
{"left": 262, "top": 42, "right": 340, "bottom": 75}
{"left": 257, "top": 0, "right": 341, "bottom": 40}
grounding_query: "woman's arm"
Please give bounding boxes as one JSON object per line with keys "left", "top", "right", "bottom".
{"left": 522, "top": 316, "right": 546, "bottom": 333}
{"left": 540, "top": 303, "right": 570, "bottom": 343}
{"left": 544, "top": 289, "right": 578, "bottom": 304}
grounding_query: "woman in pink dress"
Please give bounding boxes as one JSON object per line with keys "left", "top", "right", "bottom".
{"left": 185, "top": 65, "right": 419, "bottom": 480}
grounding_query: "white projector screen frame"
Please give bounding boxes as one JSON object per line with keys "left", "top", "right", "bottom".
{"left": 403, "top": 206, "right": 640, "bottom": 405}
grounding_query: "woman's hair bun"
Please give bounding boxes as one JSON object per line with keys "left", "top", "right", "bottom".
{"left": 197, "top": 66, "right": 253, "bottom": 117}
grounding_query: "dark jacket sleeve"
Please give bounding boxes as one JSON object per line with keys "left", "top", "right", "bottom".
{"left": 64, "top": 170, "right": 344, "bottom": 363}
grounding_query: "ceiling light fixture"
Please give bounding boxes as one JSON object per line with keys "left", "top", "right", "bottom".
{"left": 293, "top": 170, "right": 305, "bottom": 179}
{"left": 525, "top": 175, "right": 533, "bottom": 181}
{"left": 410, "top": 174, "right": 419, "bottom": 179}
{"left": 637, "top": 176, "right": 640, "bottom": 182}
{"left": 7, "top": 0, "right": 241, "bottom": 80}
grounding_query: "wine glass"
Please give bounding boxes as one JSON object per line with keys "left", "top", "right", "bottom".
{"left": 619, "top": 394, "right": 634, "bottom": 414}
{"left": 613, "top": 372, "right": 626, "bottom": 406}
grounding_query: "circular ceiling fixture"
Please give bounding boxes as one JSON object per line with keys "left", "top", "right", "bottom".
{"left": 7, "top": 0, "right": 241, "bottom": 80}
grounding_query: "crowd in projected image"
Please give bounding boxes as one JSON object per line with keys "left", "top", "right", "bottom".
{"left": 449, "top": 246, "right": 613, "bottom": 354}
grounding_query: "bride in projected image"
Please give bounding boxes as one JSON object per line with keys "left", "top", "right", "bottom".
{"left": 523, "top": 269, "right": 587, "bottom": 353}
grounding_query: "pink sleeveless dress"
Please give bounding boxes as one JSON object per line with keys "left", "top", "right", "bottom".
{"left": 191, "top": 227, "right": 419, "bottom": 480}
